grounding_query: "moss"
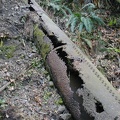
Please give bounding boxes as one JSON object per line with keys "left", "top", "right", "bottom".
{"left": 0, "top": 45, "right": 16, "bottom": 59}
{"left": 55, "top": 97, "right": 63, "bottom": 105}
{"left": 34, "top": 25, "right": 51, "bottom": 61}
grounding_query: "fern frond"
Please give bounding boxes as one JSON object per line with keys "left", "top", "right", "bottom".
{"left": 81, "top": 3, "right": 95, "bottom": 11}
{"left": 61, "top": 8, "right": 67, "bottom": 16}
{"left": 82, "top": 38, "right": 92, "bottom": 48}
{"left": 81, "top": 17, "right": 93, "bottom": 33}
{"left": 63, "top": 6, "right": 73, "bottom": 14}
{"left": 91, "top": 12, "right": 105, "bottom": 25}
{"left": 66, "top": 14, "right": 75, "bottom": 27}
{"left": 70, "top": 17, "right": 78, "bottom": 32}
{"left": 49, "top": 3, "right": 61, "bottom": 11}
{"left": 79, "top": 22, "right": 84, "bottom": 32}
{"left": 74, "top": 12, "right": 81, "bottom": 18}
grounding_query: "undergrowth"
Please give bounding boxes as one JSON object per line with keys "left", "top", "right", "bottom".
{"left": 39, "top": 0, "right": 120, "bottom": 56}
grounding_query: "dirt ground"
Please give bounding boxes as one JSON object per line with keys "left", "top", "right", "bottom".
{"left": 0, "top": 0, "right": 71, "bottom": 120}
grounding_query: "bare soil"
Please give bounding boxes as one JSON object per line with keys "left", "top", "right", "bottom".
{"left": 0, "top": 0, "right": 71, "bottom": 120}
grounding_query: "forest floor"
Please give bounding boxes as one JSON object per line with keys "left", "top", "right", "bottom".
{"left": 0, "top": 0, "right": 120, "bottom": 120}
{"left": 0, "top": 0, "right": 71, "bottom": 120}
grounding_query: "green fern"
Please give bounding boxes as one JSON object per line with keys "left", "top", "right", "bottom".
{"left": 42, "top": 0, "right": 72, "bottom": 17}
{"left": 41, "top": 1, "right": 104, "bottom": 33}
{"left": 81, "top": 17, "right": 93, "bottom": 33}
{"left": 81, "top": 3, "right": 95, "bottom": 11}
{"left": 66, "top": 14, "right": 75, "bottom": 27}
{"left": 70, "top": 17, "right": 78, "bottom": 32}
{"left": 79, "top": 22, "right": 84, "bottom": 32}
{"left": 82, "top": 37, "right": 92, "bottom": 48}
{"left": 67, "top": 3, "right": 105, "bottom": 33}
{"left": 107, "top": 47, "right": 120, "bottom": 53}
{"left": 90, "top": 12, "right": 105, "bottom": 25}
{"left": 49, "top": 3, "right": 61, "bottom": 11}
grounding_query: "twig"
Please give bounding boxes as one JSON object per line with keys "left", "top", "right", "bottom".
{"left": 0, "top": 79, "right": 15, "bottom": 92}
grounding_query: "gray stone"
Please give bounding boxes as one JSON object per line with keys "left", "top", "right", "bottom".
{"left": 49, "top": 81, "right": 54, "bottom": 87}
{"left": 59, "top": 113, "right": 71, "bottom": 120}
{"left": 57, "top": 105, "right": 66, "bottom": 114}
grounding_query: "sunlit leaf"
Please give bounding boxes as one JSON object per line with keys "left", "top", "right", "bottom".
{"left": 81, "top": 17, "right": 92, "bottom": 33}
{"left": 0, "top": 40, "right": 3, "bottom": 47}
{"left": 71, "top": 17, "right": 78, "bottom": 32}
{"left": 91, "top": 12, "right": 105, "bottom": 25}
{"left": 49, "top": 3, "right": 60, "bottom": 11}
{"left": 82, "top": 38, "right": 92, "bottom": 48}
{"left": 79, "top": 22, "right": 84, "bottom": 32}
{"left": 66, "top": 14, "right": 74, "bottom": 27}
{"left": 107, "top": 47, "right": 120, "bottom": 53}
{"left": 63, "top": 6, "right": 72, "bottom": 14}
{"left": 81, "top": 3, "right": 95, "bottom": 11}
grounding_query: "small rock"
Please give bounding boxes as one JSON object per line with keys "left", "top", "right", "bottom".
{"left": 57, "top": 105, "right": 65, "bottom": 114}
{"left": 16, "top": 60, "right": 21, "bottom": 65}
{"left": 3, "top": 68, "right": 8, "bottom": 73}
{"left": 14, "top": 6, "right": 19, "bottom": 11}
{"left": 28, "top": 53, "right": 36, "bottom": 58}
{"left": 59, "top": 113, "right": 71, "bottom": 120}
{"left": 46, "top": 75, "right": 51, "bottom": 81}
{"left": 49, "top": 81, "right": 54, "bottom": 87}
{"left": 8, "top": 86, "right": 15, "bottom": 91}
{"left": 6, "top": 72, "right": 10, "bottom": 77}
{"left": 5, "top": 62, "right": 8, "bottom": 65}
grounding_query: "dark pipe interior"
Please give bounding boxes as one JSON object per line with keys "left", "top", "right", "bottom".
{"left": 69, "top": 70, "right": 94, "bottom": 120}
{"left": 53, "top": 47, "right": 95, "bottom": 120}
{"left": 95, "top": 101, "right": 104, "bottom": 113}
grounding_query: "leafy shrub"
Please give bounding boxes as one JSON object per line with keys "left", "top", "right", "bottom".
{"left": 107, "top": 47, "right": 120, "bottom": 53}
{"left": 40, "top": 1, "right": 104, "bottom": 33}
{"left": 40, "top": 0, "right": 71, "bottom": 16}
{"left": 66, "top": 3, "right": 105, "bottom": 33}
{"left": 0, "top": 99, "right": 6, "bottom": 108}
{"left": 108, "top": 17, "right": 117, "bottom": 26}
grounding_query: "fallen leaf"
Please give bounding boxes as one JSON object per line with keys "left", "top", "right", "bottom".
{"left": 34, "top": 96, "right": 42, "bottom": 106}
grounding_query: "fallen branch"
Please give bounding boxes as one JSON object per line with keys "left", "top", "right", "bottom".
{"left": 0, "top": 79, "right": 15, "bottom": 92}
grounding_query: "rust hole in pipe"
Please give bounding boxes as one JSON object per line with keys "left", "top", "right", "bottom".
{"left": 95, "top": 101, "right": 104, "bottom": 113}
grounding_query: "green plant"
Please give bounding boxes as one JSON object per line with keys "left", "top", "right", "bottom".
{"left": 107, "top": 16, "right": 120, "bottom": 27}
{"left": 108, "top": 17, "right": 117, "bottom": 26}
{"left": 107, "top": 47, "right": 120, "bottom": 53}
{"left": 43, "top": 92, "right": 52, "bottom": 100}
{"left": 31, "top": 58, "right": 41, "bottom": 68}
{"left": 0, "top": 99, "right": 6, "bottom": 108}
{"left": 40, "top": 0, "right": 72, "bottom": 16}
{"left": 0, "top": 40, "right": 3, "bottom": 47}
{"left": 0, "top": 45, "right": 16, "bottom": 58}
{"left": 55, "top": 97, "right": 63, "bottom": 105}
{"left": 66, "top": 3, "right": 105, "bottom": 33}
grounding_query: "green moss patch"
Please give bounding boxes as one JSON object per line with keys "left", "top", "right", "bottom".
{"left": 0, "top": 45, "right": 16, "bottom": 59}
{"left": 34, "top": 25, "right": 51, "bottom": 61}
